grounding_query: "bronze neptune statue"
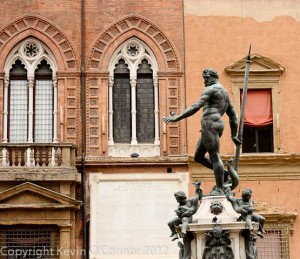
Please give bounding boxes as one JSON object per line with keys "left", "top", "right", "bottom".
{"left": 163, "top": 68, "right": 241, "bottom": 195}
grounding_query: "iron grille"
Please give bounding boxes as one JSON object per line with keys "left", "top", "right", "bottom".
{"left": 257, "top": 224, "right": 290, "bottom": 259}
{"left": 0, "top": 226, "right": 59, "bottom": 259}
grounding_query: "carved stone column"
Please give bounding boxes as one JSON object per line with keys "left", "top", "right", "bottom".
{"left": 130, "top": 77, "right": 138, "bottom": 145}
{"left": 2, "top": 75, "right": 9, "bottom": 143}
{"left": 108, "top": 76, "right": 114, "bottom": 145}
{"left": 53, "top": 74, "right": 58, "bottom": 143}
{"left": 27, "top": 76, "right": 34, "bottom": 143}
{"left": 153, "top": 76, "right": 160, "bottom": 145}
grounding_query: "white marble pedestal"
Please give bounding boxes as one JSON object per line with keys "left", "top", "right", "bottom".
{"left": 187, "top": 195, "right": 257, "bottom": 259}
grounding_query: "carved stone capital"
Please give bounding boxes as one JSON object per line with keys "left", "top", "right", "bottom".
{"left": 27, "top": 76, "right": 34, "bottom": 88}
{"left": 108, "top": 76, "right": 114, "bottom": 87}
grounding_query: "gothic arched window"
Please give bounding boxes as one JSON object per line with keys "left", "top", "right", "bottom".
{"left": 108, "top": 38, "right": 159, "bottom": 157}
{"left": 3, "top": 38, "right": 58, "bottom": 143}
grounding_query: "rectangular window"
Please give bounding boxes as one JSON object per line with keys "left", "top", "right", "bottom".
{"left": 34, "top": 80, "right": 53, "bottom": 143}
{"left": 0, "top": 226, "right": 59, "bottom": 259}
{"left": 243, "top": 125, "right": 274, "bottom": 152}
{"left": 9, "top": 80, "right": 28, "bottom": 143}
{"left": 242, "top": 89, "right": 273, "bottom": 153}
{"left": 257, "top": 224, "right": 290, "bottom": 259}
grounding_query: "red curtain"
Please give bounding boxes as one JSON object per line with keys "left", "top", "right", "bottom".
{"left": 241, "top": 89, "right": 273, "bottom": 127}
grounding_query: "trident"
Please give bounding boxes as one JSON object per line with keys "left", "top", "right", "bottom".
{"left": 234, "top": 45, "right": 252, "bottom": 172}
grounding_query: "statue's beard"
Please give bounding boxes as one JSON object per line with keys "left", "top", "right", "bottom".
{"left": 204, "top": 78, "right": 217, "bottom": 86}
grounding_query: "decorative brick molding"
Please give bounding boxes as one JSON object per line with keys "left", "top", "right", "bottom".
{"left": 88, "top": 15, "right": 181, "bottom": 71}
{"left": 0, "top": 15, "right": 78, "bottom": 71}
{"left": 85, "top": 15, "right": 185, "bottom": 157}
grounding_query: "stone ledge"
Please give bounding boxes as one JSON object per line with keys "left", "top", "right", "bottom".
{"left": 189, "top": 153, "right": 300, "bottom": 181}
{"left": 0, "top": 170, "right": 81, "bottom": 182}
{"left": 83, "top": 155, "right": 188, "bottom": 164}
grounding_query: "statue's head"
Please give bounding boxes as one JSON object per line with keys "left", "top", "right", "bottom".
{"left": 212, "top": 225, "right": 223, "bottom": 238}
{"left": 202, "top": 68, "right": 219, "bottom": 86}
{"left": 242, "top": 188, "right": 253, "bottom": 200}
{"left": 210, "top": 201, "right": 224, "bottom": 215}
{"left": 174, "top": 191, "right": 187, "bottom": 203}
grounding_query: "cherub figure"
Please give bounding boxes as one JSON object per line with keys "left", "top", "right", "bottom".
{"left": 225, "top": 188, "right": 265, "bottom": 238}
{"left": 168, "top": 181, "right": 202, "bottom": 241}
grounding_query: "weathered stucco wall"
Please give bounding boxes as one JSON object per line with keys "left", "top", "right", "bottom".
{"left": 184, "top": 0, "right": 300, "bottom": 154}
{"left": 185, "top": 1, "right": 300, "bottom": 258}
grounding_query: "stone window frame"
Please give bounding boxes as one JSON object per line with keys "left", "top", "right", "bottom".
{"left": 3, "top": 37, "right": 58, "bottom": 144}
{"left": 107, "top": 37, "right": 160, "bottom": 157}
{"left": 225, "top": 54, "right": 285, "bottom": 153}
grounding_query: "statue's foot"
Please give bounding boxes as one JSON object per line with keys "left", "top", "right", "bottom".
{"left": 170, "top": 232, "right": 176, "bottom": 237}
{"left": 171, "top": 233, "right": 179, "bottom": 241}
{"left": 256, "top": 231, "right": 264, "bottom": 238}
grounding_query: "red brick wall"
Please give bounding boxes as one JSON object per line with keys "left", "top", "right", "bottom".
{"left": 0, "top": 0, "right": 186, "bottom": 156}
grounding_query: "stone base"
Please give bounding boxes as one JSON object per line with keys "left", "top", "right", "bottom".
{"left": 186, "top": 195, "right": 258, "bottom": 259}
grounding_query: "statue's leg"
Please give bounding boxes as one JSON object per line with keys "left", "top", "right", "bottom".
{"left": 181, "top": 217, "right": 189, "bottom": 234}
{"left": 203, "top": 128, "right": 224, "bottom": 194}
{"left": 194, "top": 138, "right": 213, "bottom": 169}
{"left": 168, "top": 218, "right": 179, "bottom": 236}
{"left": 246, "top": 215, "right": 254, "bottom": 231}
{"left": 194, "top": 134, "right": 230, "bottom": 188}
{"left": 253, "top": 214, "right": 266, "bottom": 234}
{"left": 209, "top": 152, "right": 224, "bottom": 193}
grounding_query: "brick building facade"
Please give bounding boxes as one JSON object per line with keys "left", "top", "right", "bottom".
{"left": 0, "top": 0, "right": 299, "bottom": 258}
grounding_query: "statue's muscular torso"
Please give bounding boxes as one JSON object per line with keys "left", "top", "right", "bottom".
{"left": 201, "top": 83, "right": 230, "bottom": 134}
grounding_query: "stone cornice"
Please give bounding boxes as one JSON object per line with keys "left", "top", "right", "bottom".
{"left": 255, "top": 201, "right": 297, "bottom": 221}
{"left": 254, "top": 201, "right": 297, "bottom": 235}
{"left": 0, "top": 204, "right": 78, "bottom": 209}
{"left": 0, "top": 169, "right": 81, "bottom": 182}
{"left": 225, "top": 54, "right": 285, "bottom": 76}
{"left": 78, "top": 153, "right": 300, "bottom": 180}
{"left": 189, "top": 153, "right": 300, "bottom": 181}
{"left": 81, "top": 155, "right": 188, "bottom": 169}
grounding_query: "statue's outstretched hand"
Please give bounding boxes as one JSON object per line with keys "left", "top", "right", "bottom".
{"left": 163, "top": 116, "right": 177, "bottom": 124}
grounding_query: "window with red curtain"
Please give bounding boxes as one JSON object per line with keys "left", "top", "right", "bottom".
{"left": 243, "top": 89, "right": 273, "bottom": 127}
{"left": 241, "top": 89, "right": 274, "bottom": 153}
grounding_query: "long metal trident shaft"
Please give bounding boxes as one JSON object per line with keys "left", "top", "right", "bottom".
{"left": 234, "top": 45, "right": 252, "bottom": 172}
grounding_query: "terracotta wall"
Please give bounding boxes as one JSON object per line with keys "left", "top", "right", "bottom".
{"left": 0, "top": 0, "right": 82, "bottom": 63}
{"left": 184, "top": 1, "right": 300, "bottom": 257}
{"left": 184, "top": 0, "right": 300, "bottom": 154}
{"left": 84, "top": 0, "right": 184, "bottom": 62}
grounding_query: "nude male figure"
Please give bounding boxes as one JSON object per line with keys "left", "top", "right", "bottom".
{"left": 163, "top": 68, "right": 240, "bottom": 195}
